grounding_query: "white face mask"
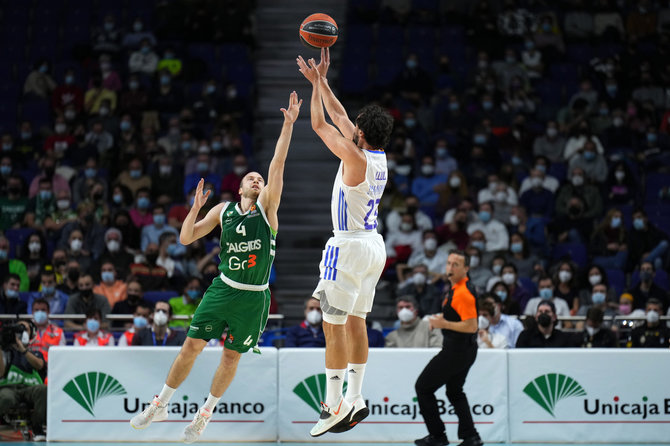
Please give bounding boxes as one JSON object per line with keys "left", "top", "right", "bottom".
{"left": 306, "top": 309, "right": 322, "bottom": 325}
{"left": 57, "top": 199, "right": 70, "bottom": 210}
{"left": 398, "top": 308, "right": 415, "bottom": 323}
{"left": 29, "top": 242, "right": 41, "bottom": 253}
{"left": 449, "top": 176, "right": 461, "bottom": 188}
{"left": 502, "top": 272, "right": 516, "bottom": 285}
{"left": 585, "top": 325, "right": 599, "bottom": 336}
{"left": 400, "top": 222, "right": 413, "bottom": 232}
{"left": 234, "top": 166, "right": 247, "bottom": 176}
{"left": 469, "top": 255, "right": 480, "bottom": 268}
{"left": 424, "top": 238, "right": 438, "bottom": 251}
{"left": 559, "top": 270, "right": 572, "bottom": 283}
{"left": 646, "top": 310, "right": 660, "bottom": 324}
{"left": 589, "top": 274, "right": 602, "bottom": 286}
{"left": 106, "top": 240, "right": 120, "bottom": 253}
{"left": 571, "top": 175, "right": 584, "bottom": 187}
{"left": 153, "top": 311, "right": 169, "bottom": 326}
{"left": 70, "top": 239, "right": 83, "bottom": 252}
{"left": 412, "top": 272, "right": 427, "bottom": 286}
{"left": 478, "top": 315, "right": 490, "bottom": 330}
{"left": 615, "top": 171, "right": 625, "bottom": 181}
{"left": 509, "top": 214, "right": 520, "bottom": 226}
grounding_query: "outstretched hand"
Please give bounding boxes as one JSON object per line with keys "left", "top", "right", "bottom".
{"left": 193, "top": 178, "right": 211, "bottom": 209}
{"left": 296, "top": 55, "right": 321, "bottom": 84}
{"left": 280, "top": 91, "right": 303, "bottom": 123}
{"left": 315, "top": 47, "right": 330, "bottom": 79}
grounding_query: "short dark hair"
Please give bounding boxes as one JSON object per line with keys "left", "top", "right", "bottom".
{"left": 586, "top": 306, "right": 604, "bottom": 323}
{"left": 479, "top": 299, "right": 495, "bottom": 316}
{"left": 396, "top": 295, "right": 419, "bottom": 308}
{"left": 155, "top": 300, "right": 173, "bottom": 317}
{"left": 448, "top": 249, "right": 470, "bottom": 267}
{"left": 356, "top": 104, "right": 394, "bottom": 149}
{"left": 32, "top": 298, "right": 50, "bottom": 312}
{"left": 4, "top": 273, "right": 21, "bottom": 284}
{"left": 85, "top": 308, "right": 102, "bottom": 319}
{"left": 537, "top": 299, "right": 556, "bottom": 315}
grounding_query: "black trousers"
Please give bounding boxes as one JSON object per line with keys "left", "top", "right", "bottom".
{"left": 415, "top": 339, "right": 478, "bottom": 440}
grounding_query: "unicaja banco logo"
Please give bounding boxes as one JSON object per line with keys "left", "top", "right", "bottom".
{"left": 523, "top": 373, "right": 586, "bottom": 417}
{"left": 293, "top": 374, "right": 348, "bottom": 413}
{"left": 63, "top": 372, "right": 127, "bottom": 416}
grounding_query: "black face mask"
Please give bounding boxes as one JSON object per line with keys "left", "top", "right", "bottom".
{"left": 146, "top": 253, "right": 158, "bottom": 264}
{"left": 569, "top": 206, "right": 581, "bottom": 216}
{"left": 127, "top": 293, "right": 140, "bottom": 302}
{"left": 203, "top": 273, "right": 217, "bottom": 284}
{"left": 406, "top": 205, "right": 418, "bottom": 214}
{"left": 537, "top": 313, "right": 552, "bottom": 328}
{"left": 79, "top": 288, "right": 93, "bottom": 298}
{"left": 68, "top": 269, "right": 80, "bottom": 282}
{"left": 8, "top": 186, "right": 21, "bottom": 195}
{"left": 44, "top": 167, "right": 55, "bottom": 178}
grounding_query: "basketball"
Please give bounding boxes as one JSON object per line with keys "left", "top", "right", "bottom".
{"left": 299, "top": 13, "right": 338, "bottom": 49}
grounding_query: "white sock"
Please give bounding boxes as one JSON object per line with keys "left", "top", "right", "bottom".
{"left": 325, "top": 368, "right": 346, "bottom": 408}
{"left": 158, "top": 384, "right": 176, "bottom": 405}
{"left": 202, "top": 393, "right": 220, "bottom": 412}
{"left": 344, "top": 363, "right": 366, "bottom": 403}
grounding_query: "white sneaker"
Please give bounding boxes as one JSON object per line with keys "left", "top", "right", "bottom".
{"left": 130, "top": 396, "right": 168, "bottom": 429}
{"left": 309, "top": 397, "right": 354, "bottom": 437}
{"left": 330, "top": 396, "right": 369, "bottom": 433}
{"left": 182, "top": 408, "right": 212, "bottom": 443}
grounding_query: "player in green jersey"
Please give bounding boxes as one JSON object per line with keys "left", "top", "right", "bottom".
{"left": 130, "top": 91, "right": 302, "bottom": 443}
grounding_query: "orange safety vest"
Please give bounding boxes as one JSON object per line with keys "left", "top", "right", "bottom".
{"left": 33, "top": 324, "right": 64, "bottom": 362}
{"left": 74, "top": 331, "right": 113, "bottom": 346}
{"left": 123, "top": 330, "right": 135, "bottom": 345}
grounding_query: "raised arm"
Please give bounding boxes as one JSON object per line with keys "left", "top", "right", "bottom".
{"left": 296, "top": 55, "right": 365, "bottom": 172}
{"left": 258, "top": 91, "right": 302, "bottom": 230}
{"left": 179, "top": 179, "right": 225, "bottom": 245}
{"left": 313, "top": 48, "right": 355, "bottom": 139}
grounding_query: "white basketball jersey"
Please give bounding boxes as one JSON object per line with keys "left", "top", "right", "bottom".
{"left": 330, "top": 149, "right": 387, "bottom": 232}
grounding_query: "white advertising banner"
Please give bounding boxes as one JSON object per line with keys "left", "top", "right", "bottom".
{"left": 278, "top": 348, "right": 508, "bottom": 443}
{"left": 508, "top": 349, "right": 670, "bottom": 443}
{"left": 47, "top": 347, "right": 277, "bottom": 442}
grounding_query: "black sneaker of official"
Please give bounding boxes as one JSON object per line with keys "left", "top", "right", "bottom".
{"left": 415, "top": 433, "right": 449, "bottom": 446}
{"left": 459, "top": 435, "right": 484, "bottom": 446}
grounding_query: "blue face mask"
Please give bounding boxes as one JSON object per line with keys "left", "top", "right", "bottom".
{"left": 542, "top": 23, "right": 551, "bottom": 32}
{"left": 474, "top": 134, "right": 487, "bottom": 145}
{"left": 120, "top": 121, "right": 131, "bottom": 132}
{"left": 65, "top": 75, "right": 74, "bottom": 85}
{"left": 534, "top": 164, "right": 546, "bottom": 173}
{"left": 449, "top": 102, "right": 459, "bottom": 111}
{"left": 129, "top": 169, "right": 142, "bottom": 179}
{"left": 86, "top": 318, "right": 100, "bottom": 332}
{"left": 5, "top": 288, "right": 18, "bottom": 298}
{"left": 496, "top": 290, "right": 508, "bottom": 301}
{"left": 21, "top": 131, "right": 32, "bottom": 140}
{"left": 41, "top": 286, "right": 55, "bottom": 295}
{"left": 606, "top": 85, "right": 618, "bottom": 95}
{"left": 599, "top": 108, "right": 609, "bottom": 116}
{"left": 0, "top": 165, "right": 11, "bottom": 175}
{"left": 186, "top": 289, "right": 200, "bottom": 300}
{"left": 633, "top": 218, "right": 645, "bottom": 230}
{"left": 153, "top": 214, "right": 166, "bottom": 225}
{"left": 510, "top": 242, "right": 523, "bottom": 253}
{"left": 211, "top": 141, "right": 222, "bottom": 151}
{"left": 592, "top": 292, "right": 606, "bottom": 304}
{"left": 610, "top": 217, "right": 621, "bottom": 228}
{"left": 406, "top": 59, "right": 417, "bottom": 69}
{"left": 539, "top": 288, "right": 553, "bottom": 299}
{"left": 34, "top": 310, "right": 48, "bottom": 324}
{"left": 197, "top": 162, "right": 209, "bottom": 172}
{"left": 525, "top": 41, "right": 535, "bottom": 50}
{"left": 583, "top": 151, "right": 596, "bottom": 161}
{"left": 472, "top": 240, "right": 486, "bottom": 251}
{"left": 404, "top": 118, "right": 416, "bottom": 128}
{"left": 0, "top": 249, "right": 7, "bottom": 260}
{"left": 206, "top": 85, "right": 216, "bottom": 95}
{"left": 181, "top": 141, "right": 192, "bottom": 151}
{"left": 134, "top": 316, "right": 148, "bottom": 328}
{"left": 113, "top": 194, "right": 123, "bottom": 204}
{"left": 101, "top": 271, "right": 115, "bottom": 283}
{"left": 479, "top": 210, "right": 491, "bottom": 223}
{"left": 160, "top": 76, "right": 171, "bottom": 85}
{"left": 84, "top": 167, "right": 97, "bottom": 178}
{"left": 647, "top": 133, "right": 658, "bottom": 143}
{"left": 137, "top": 197, "right": 150, "bottom": 209}
{"left": 167, "top": 242, "right": 178, "bottom": 257}
{"left": 482, "top": 101, "right": 493, "bottom": 111}
{"left": 141, "top": 46, "right": 150, "bottom": 54}
{"left": 39, "top": 190, "right": 52, "bottom": 201}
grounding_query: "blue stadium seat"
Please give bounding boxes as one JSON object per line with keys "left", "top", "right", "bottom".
{"left": 219, "top": 43, "right": 250, "bottom": 63}
{"left": 377, "top": 25, "right": 404, "bottom": 47}
{"left": 4, "top": 228, "right": 36, "bottom": 258}
{"left": 605, "top": 269, "right": 625, "bottom": 296}
{"left": 519, "top": 277, "right": 537, "bottom": 297}
{"left": 549, "top": 63, "right": 579, "bottom": 83}
{"left": 645, "top": 173, "right": 670, "bottom": 203}
{"left": 630, "top": 269, "right": 669, "bottom": 291}
{"left": 552, "top": 243, "right": 588, "bottom": 268}
{"left": 438, "top": 26, "right": 466, "bottom": 46}
{"left": 20, "top": 99, "right": 51, "bottom": 130}
{"left": 340, "top": 63, "right": 370, "bottom": 95}
{"left": 566, "top": 43, "right": 593, "bottom": 65}
{"left": 143, "top": 291, "right": 179, "bottom": 303}
{"left": 344, "top": 24, "right": 374, "bottom": 48}
{"left": 412, "top": 0, "right": 439, "bottom": 12}
{"left": 375, "top": 62, "right": 402, "bottom": 87}
{"left": 548, "top": 162, "right": 567, "bottom": 183}
{"left": 535, "top": 80, "right": 563, "bottom": 107}
{"left": 408, "top": 25, "right": 435, "bottom": 49}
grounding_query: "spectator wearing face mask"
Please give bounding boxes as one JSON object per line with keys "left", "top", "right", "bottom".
{"left": 57, "top": 259, "right": 80, "bottom": 296}
{"left": 23, "top": 59, "right": 56, "bottom": 98}
{"left": 156, "top": 232, "right": 185, "bottom": 284}
{"left": 129, "top": 188, "right": 154, "bottom": 229}
{"left": 590, "top": 208, "right": 628, "bottom": 271}
{"left": 490, "top": 281, "right": 521, "bottom": 316}
{"left": 533, "top": 121, "right": 566, "bottom": 163}
{"left": 519, "top": 169, "right": 555, "bottom": 219}
{"left": 627, "top": 209, "right": 669, "bottom": 270}
{"left": 74, "top": 308, "right": 115, "bottom": 346}
{"left": 27, "top": 270, "right": 68, "bottom": 316}
{"left": 386, "top": 195, "right": 433, "bottom": 236}
{"left": 576, "top": 307, "right": 618, "bottom": 348}
{"left": 0, "top": 274, "right": 26, "bottom": 315}
{"left": 465, "top": 247, "right": 492, "bottom": 294}
{"left": 63, "top": 228, "right": 92, "bottom": 273}
{"left": 129, "top": 243, "right": 170, "bottom": 291}
{"left": 576, "top": 283, "right": 618, "bottom": 328}
{"left": 482, "top": 293, "right": 523, "bottom": 348}
{"left": 0, "top": 236, "right": 28, "bottom": 291}
{"left": 122, "top": 17, "right": 157, "bottom": 49}
{"left": 117, "top": 158, "right": 151, "bottom": 198}
{"left": 385, "top": 212, "right": 424, "bottom": 267}
{"left": 64, "top": 274, "right": 111, "bottom": 331}
{"left": 555, "top": 167, "right": 603, "bottom": 221}
{"left": 169, "top": 277, "right": 202, "bottom": 329}
{"left": 411, "top": 155, "right": 448, "bottom": 214}
{"left": 629, "top": 261, "right": 669, "bottom": 310}
{"left": 95, "top": 228, "right": 134, "bottom": 280}
{"left": 31, "top": 298, "right": 65, "bottom": 361}
{"left": 285, "top": 297, "right": 325, "bottom": 347}
{"left": 220, "top": 154, "right": 250, "bottom": 197}
{"left": 398, "top": 265, "right": 443, "bottom": 317}
{"left": 627, "top": 299, "right": 669, "bottom": 348}
{"left": 436, "top": 208, "right": 470, "bottom": 251}
{"left": 133, "top": 300, "right": 186, "bottom": 346}
{"left": 400, "top": 230, "right": 449, "bottom": 283}
{"left": 568, "top": 140, "right": 609, "bottom": 184}
{"left": 111, "top": 280, "right": 152, "bottom": 325}
{"left": 476, "top": 300, "right": 508, "bottom": 349}
{"left": 507, "top": 233, "right": 541, "bottom": 279}
{"left": 477, "top": 175, "right": 518, "bottom": 223}
{"left": 117, "top": 303, "right": 152, "bottom": 346}
{"left": 499, "top": 263, "right": 531, "bottom": 312}
{"left": 385, "top": 297, "right": 442, "bottom": 348}
{"left": 151, "top": 156, "right": 184, "bottom": 204}
{"left": 141, "top": 206, "right": 179, "bottom": 251}
{"left": 467, "top": 202, "right": 509, "bottom": 253}
{"left": 553, "top": 261, "right": 579, "bottom": 315}
{"left": 93, "top": 262, "right": 127, "bottom": 308}
{"left": 128, "top": 38, "right": 159, "bottom": 75}
{"left": 516, "top": 300, "right": 574, "bottom": 347}
{"left": 524, "top": 276, "right": 570, "bottom": 323}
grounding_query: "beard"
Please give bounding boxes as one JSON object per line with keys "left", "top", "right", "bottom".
{"left": 352, "top": 132, "right": 360, "bottom": 146}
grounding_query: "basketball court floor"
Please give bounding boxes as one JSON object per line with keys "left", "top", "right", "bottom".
{"left": 1, "top": 443, "right": 668, "bottom": 445}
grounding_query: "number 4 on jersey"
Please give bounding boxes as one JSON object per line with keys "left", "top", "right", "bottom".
{"left": 236, "top": 222, "right": 246, "bottom": 237}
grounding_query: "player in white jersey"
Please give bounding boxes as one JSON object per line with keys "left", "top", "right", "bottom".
{"left": 297, "top": 48, "right": 394, "bottom": 437}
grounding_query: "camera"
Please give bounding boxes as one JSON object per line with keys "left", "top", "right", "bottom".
{"left": 0, "top": 323, "right": 26, "bottom": 349}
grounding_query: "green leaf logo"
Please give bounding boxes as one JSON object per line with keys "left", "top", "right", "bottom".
{"left": 293, "top": 374, "right": 348, "bottom": 413}
{"left": 63, "top": 372, "right": 127, "bottom": 416}
{"left": 523, "top": 373, "right": 586, "bottom": 417}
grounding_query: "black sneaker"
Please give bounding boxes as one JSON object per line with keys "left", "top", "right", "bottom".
{"left": 415, "top": 434, "right": 449, "bottom": 446}
{"left": 329, "top": 399, "right": 370, "bottom": 433}
{"left": 459, "top": 435, "right": 483, "bottom": 446}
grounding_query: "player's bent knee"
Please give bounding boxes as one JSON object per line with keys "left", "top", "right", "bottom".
{"left": 182, "top": 337, "right": 207, "bottom": 355}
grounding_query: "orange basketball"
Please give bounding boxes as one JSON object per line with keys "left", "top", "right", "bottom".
{"left": 299, "top": 13, "right": 338, "bottom": 49}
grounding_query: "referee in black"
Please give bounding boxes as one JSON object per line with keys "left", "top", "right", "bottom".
{"left": 415, "top": 250, "right": 483, "bottom": 446}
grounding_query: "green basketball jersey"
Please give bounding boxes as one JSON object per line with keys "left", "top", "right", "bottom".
{"left": 218, "top": 201, "right": 276, "bottom": 287}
